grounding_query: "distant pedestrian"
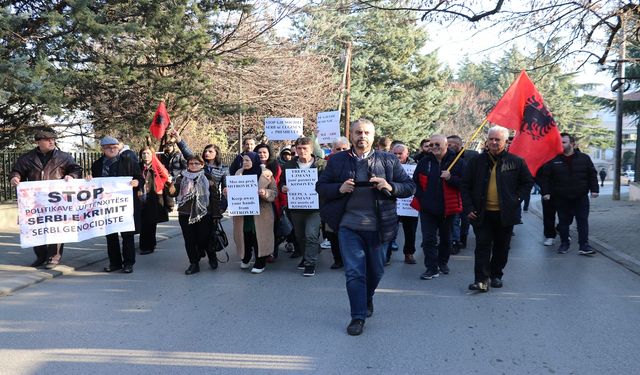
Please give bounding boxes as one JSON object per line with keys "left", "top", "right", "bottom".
{"left": 599, "top": 168, "right": 607, "bottom": 187}
{"left": 461, "top": 126, "right": 533, "bottom": 292}
{"left": 540, "top": 133, "right": 599, "bottom": 255}
{"left": 10, "top": 127, "right": 83, "bottom": 269}
{"left": 90, "top": 136, "right": 144, "bottom": 274}
{"left": 317, "top": 118, "right": 415, "bottom": 336}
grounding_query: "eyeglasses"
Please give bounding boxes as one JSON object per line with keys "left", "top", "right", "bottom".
{"left": 429, "top": 143, "right": 441, "bottom": 148}
{"left": 335, "top": 147, "right": 349, "bottom": 151}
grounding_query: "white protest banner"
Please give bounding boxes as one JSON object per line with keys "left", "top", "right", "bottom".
{"left": 16, "top": 177, "right": 135, "bottom": 248}
{"left": 264, "top": 117, "right": 303, "bottom": 140}
{"left": 397, "top": 164, "right": 418, "bottom": 217}
{"left": 316, "top": 110, "right": 340, "bottom": 144}
{"left": 286, "top": 168, "right": 319, "bottom": 209}
{"left": 226, "top": 175, "right": 260, "bottom": 216}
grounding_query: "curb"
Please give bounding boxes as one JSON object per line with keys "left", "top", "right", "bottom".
{"left": 529, "top": 200, "right": 640, "bottom": 276}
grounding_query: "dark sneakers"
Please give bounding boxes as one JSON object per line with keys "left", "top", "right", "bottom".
{"left": 490, "top": 278, "right": 503, "bottom": 288}
{"left": 420, "top": 269, "right": 439, "bottom": 280}
{"left": 30, "top": 258, "right": 47, "bottom": 268}
{"left": 557, "top": 243, "right": 570, "bottom": 254}
{"left": 347, "top": 319, "right": 365, "bottom": 336}
{"left": 184, "top": 263, "right": 199, "bottom": 275}
{"left": 578, "top": 246, "right": 596, "bottom": 256}
{"left": 303, "top": 265, "right": 316, "bottom": 277}
{"left": 439, "top": 264, "right": 450, "bottom": 275}
{"left": 468, "top": 281, "right": 489, "bottom": 292}
{"left": 104, "top": 265, "right": 123, "bottom": 272}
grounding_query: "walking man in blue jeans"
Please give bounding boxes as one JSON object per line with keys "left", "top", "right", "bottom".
{"left": 317, "top": 118, "right": 415, "bottom": 336}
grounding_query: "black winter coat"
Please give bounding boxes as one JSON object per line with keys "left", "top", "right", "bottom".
{"left": 461, "top": 150, "right": 534, "bottom": 227}
{"left": 539, "top": 151, "right": 598, "bottom": 199}
{"left": 316, "top": 149, "right": 416, "bottom": 243}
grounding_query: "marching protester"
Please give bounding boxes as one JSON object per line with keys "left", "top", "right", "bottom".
{"left": 138, "top": 146, "right": 171, "bottom": 255}
{"left": 10, "top": 127, "right": 83, "bottom": 269}
{"left": 317, "top": 118, "right": 415, "bottom": 336}
{"left": 413, "top": 138, "right": 431, "bottom": 162}
{"left": 375, "top": 136, "right": 392, "bottom": 152}
{"left": 90, "top": 136, "right": 144, "bottom": 274}
{"left": 412, "top": 135, "right": 464, "bottom": 279}
{"left": 254, "top": 143, "right": 283, "bottom": 261}
{"left": 447, "top": 134, "right": 479, "bottom": 252}
{"left": 227, "top": 152, "right": 277, "bottom": 274}
{"left": 461, "top": 126, "right": 533, "bottom": 292}
{"left": 323, "top": 137, "right": 350, "bottom": 270}
{"left": 160, "top": 130, "right": 190, "bottom": 179}
{"left": 280, "top": 136, "right": 326, "bottom": 276}
{"left": 229, "top": 136, "right": 257, "bottom": 175}
{"left": 539, "top": 133, "right": 599, "bottom": 255}
{"left": 170, "top": 155, "right": 222, "bottom": 274}
{"left": 388, "top": 143, "right": 419, "bottom": 265}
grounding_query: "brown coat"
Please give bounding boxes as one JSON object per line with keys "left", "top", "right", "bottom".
{"left": 232, "top": 167, "right": 277, "bottom": 259}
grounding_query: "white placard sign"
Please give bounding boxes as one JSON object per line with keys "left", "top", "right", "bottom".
{"left": 264, "top": 117, "right": 304, "bottom": 140}
{"left": 286, "top": 168, "right": 319, "bottom": 209}
{"left": 226, "top": 175, "right": 260, "bottom": 216}
{"left": 316, "top": 110, "right": 341, "bottom": 144}
{"left": 16, "top": 177, "right": 135, "bottom": 248}
{"left": 397, "top": 164, "right": 418, "bottom": 217}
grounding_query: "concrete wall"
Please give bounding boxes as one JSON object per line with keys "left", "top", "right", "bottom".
{"left": 0, "top": 204, "right": 19, "bottom": 232}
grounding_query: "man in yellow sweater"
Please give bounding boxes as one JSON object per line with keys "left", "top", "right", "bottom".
{"left": 461, "top": 126, "right": 534, "bottom": 292}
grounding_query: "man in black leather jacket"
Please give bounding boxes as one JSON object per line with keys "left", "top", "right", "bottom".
{"left": 10, "top": 127, "right": 82, "bottom": 268}
{"left": 539, "top": 132, "right": 599, "bottom": 255}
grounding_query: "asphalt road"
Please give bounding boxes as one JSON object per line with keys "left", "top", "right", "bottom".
{"left": 2, "top": 213, "right": 640, "bottom": 374}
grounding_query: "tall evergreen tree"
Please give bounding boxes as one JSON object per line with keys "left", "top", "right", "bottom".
{"left": 294, "top": 3, "right": 453, "bottom": 147}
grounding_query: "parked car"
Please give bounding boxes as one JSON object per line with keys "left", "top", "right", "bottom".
{"left": 621, "top": 170, "right": 635, "bottom": 186}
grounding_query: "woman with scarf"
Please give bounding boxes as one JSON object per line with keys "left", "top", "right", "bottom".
{"left": 170, "top": 155, "right": 222, "bottom": 275}
{"left": 254, "top": 143, "right": 284, "bottom": 261}
{"left": 138, "top": 146, "right": 171, "bottom": 255}
{"left": 226, "top": 152, "right": 276, "bottom": 274}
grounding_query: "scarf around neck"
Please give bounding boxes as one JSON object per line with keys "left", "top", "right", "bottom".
{"left": 176, "top": 169, "right": 210, "bottom": 224}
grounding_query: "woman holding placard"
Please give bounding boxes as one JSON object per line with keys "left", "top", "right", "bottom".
{"left": 254, "top": 143, "right": 285, "bottom": 261}
{"left": 170, "top": 155, "right": 222, "bottom": 275}
{"left": 226, "top": 152, "right": 276, "bottom": 274}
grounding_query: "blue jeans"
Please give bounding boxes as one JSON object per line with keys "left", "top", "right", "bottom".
{"left": 338, "top": 227, "right": 386, "bottom": 320}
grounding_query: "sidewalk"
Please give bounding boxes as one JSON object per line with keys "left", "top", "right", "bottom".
{"left": 0, "top": 212, "right": 183, "bottom": 296}
{"left": 528, "top": 183, "right": 640, "bottom": 275}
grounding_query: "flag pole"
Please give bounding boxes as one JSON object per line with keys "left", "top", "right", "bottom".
{"left": 447, "top": 118, "right": 488, "bottom": 172}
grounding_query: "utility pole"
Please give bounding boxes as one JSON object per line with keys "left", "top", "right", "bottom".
{"left": 238, "top": 83, "right": 243, "bottom": 154}
{"left": 613, "top": 15, "right": 626, "bottom": 200}
{"left": 337, "top": 43, "right": 352, "bottom": 137}
{"left": 345, "top": 43, "right": 352, "bottom": 137}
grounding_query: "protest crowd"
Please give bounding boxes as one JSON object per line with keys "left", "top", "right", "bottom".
{"left": 9, "top": 73, "right": 601, "bottom": 336}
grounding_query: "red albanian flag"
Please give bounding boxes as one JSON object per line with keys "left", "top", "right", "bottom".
{"left": 486, "top": 70, "right": 563, "bottom": 175}
{"left": 150, "top": 154, "right": 169, "bottom": 193}
{"left": 149, "top": 101, "right": 171, "bottom": 140}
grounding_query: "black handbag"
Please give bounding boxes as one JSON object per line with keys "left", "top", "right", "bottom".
{"left": 276, "top": 211, "right": 293, "bottom": 237}
{"left": 211, "top": 220, "right": 230, "bottom": 263}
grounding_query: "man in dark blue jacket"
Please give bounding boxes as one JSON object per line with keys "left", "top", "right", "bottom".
{"left": 540, "top": 133, "right": 599, "bottom": 255}
{"left": 413, "top": 134, "right": 464, "bottom": 280}
{"left": 317, "top": 118, "right": 415, "bottom": 336}
{"left": 461, "top": 126, "right": 533, "bottom": 292}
